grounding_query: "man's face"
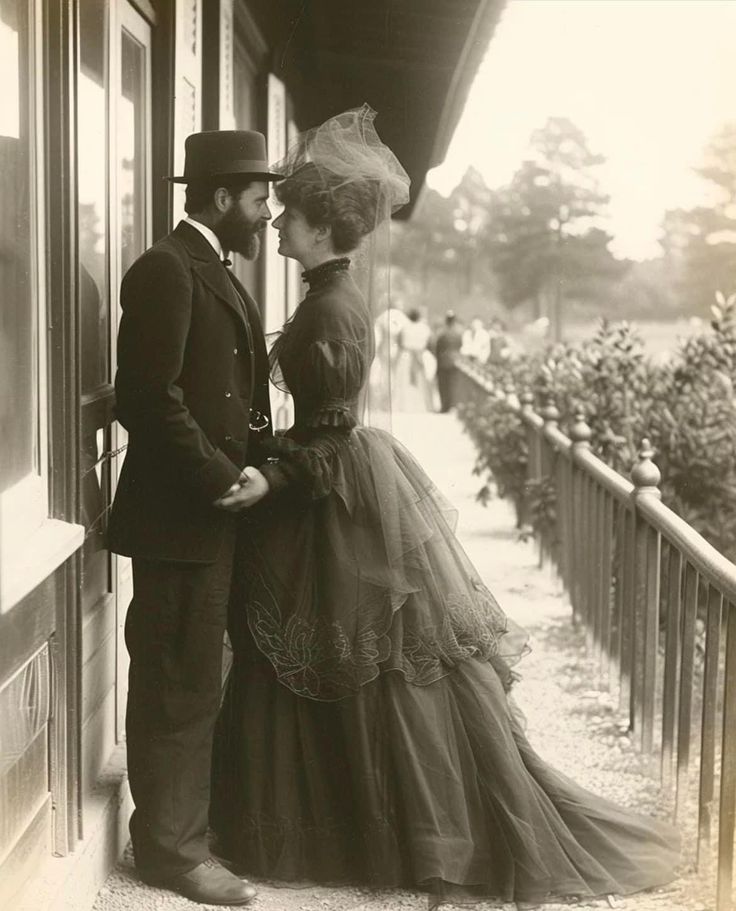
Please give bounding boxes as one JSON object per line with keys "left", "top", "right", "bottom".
{"left": 216, "top": 182, "right": 271, "bottom": 259}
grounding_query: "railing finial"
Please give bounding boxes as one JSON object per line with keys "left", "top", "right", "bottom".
{"left": 505, "top": 383, "right": 520, "bottom": 410}
{"left": 569, "top": 410, "right": 592, "bottom": 450}
{"left": 541, "top": 396, "right": 560, "bottom": 426}
{"left": 631, "top": 438, "right": 662, "bottom": 498}
{"left": 520, "top": 391, "right": 534, "bottom": 413}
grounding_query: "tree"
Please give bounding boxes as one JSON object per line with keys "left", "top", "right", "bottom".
{"left": 391, "top": 187, "right": 458, "bottom": 295}
{"left": 391, "top": 170, "right": 498, "bottom": 321}
{"left": 661, "top": 122, "right": 736, "bottom": 316}
{"left": 449, "top": 166, "right": 494, "bottom": 296}
{"left": 485, "top": 117, "right": 623, "bottom": 339}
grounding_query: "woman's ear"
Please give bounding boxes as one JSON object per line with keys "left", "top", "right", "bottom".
{"left": 315, "top": 223, "right": 332, "bottom": 247}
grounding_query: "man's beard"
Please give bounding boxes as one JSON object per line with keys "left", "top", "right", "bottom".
{"left": 217, "top": 208, "right": 263, "bottom": 260}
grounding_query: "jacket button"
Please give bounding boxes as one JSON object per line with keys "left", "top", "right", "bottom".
{"left": 224, "top": 434, "right": 232, "bottom": 442}
{"left": 233, "top": 347, "right": 238, "bottom": 355}
{"left": 224, "top": 391, "right": 231, "bottom": 398}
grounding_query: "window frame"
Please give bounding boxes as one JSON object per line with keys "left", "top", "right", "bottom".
{"left": 0, "top": 0, "right": 83, "bottom": 612}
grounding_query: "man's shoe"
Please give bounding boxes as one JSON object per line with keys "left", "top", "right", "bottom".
{"left": 161, "top": 858, "right": 257, "bottom": 905}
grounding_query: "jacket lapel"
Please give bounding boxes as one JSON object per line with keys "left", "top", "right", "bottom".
{"left": 173, "top": 221, "right": 249, "bottom": 331}
{"left": 228, "top": 271, "right": 265, "bottom": 344}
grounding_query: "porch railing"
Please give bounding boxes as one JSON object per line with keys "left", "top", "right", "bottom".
{"left": 457, "top": 358, "right": 736, "bottom": 911}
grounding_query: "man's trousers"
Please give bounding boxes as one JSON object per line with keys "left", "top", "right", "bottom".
{"left": 437, "top": 366, "right": 459, "bottom": 413}
{"left": 124, "top": 524, "right": 236, "bottom": 879}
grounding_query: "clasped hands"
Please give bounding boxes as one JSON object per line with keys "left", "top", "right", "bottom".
{"left": 213, "top": 466, "right": 269, "bottom": 512}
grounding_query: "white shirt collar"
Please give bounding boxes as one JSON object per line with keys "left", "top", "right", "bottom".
{"left": 183, "top": 216, "right": 226, "bottom": 261}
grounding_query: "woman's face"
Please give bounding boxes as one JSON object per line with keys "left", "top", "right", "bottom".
{"left": 272, "top": 205, "right": 323, "bottom": 263}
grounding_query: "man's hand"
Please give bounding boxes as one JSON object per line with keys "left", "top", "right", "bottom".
{"left": 213, "top": 467, "right": 270, "bottom": 512}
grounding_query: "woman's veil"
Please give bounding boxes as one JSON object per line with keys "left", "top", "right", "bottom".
{"left": 271, "top": 104, "right": 411, "bottom": 431}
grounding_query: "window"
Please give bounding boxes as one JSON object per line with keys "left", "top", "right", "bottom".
{"left": 78, "top": 0, "right": 109, "bottom": 397}
{"left": 0, "top": 0, "right": 83, "bottom": 610}
{"left": 264, "top": 74, "right": 287, "bottom": 335}
{"left": 0, "top": 0, "right": 47, "bottom": 561}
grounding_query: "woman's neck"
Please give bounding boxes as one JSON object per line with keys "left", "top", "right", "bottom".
{"left": 297, "top": 250, "right": 341, "bottom": 271}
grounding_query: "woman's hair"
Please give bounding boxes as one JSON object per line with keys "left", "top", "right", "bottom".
{"left": 274, "top": 163, "right": 379, "bottom": 254}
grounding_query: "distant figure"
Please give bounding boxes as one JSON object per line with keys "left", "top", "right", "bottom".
{"left": 462, "top": 315, "right": 491, "bottom": 363}
{"left": 521, "top": 316, "right": 551, "bottom": 353}
{"left": 488, "top": 316, "right": 510, "bottom": 363}
{"left": 395, "top": 307, "right": 436, "bottom": 411}
{"left": 370, "top": 305, "right": 408, "bottom": 413}
{"left": 434, "top": 310, "right": 464, "bottom": 413}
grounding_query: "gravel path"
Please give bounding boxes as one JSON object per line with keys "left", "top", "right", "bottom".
{"left": 93, "top": 413, "right": 706, "bottom": 911}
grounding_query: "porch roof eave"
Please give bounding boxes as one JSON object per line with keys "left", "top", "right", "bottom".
{"left": 257, "top": 0, "right": 506, "bottom": 218}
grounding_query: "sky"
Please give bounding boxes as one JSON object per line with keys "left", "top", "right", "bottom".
{"left": 426, "top": 0, "right": 736, "bottom": 261}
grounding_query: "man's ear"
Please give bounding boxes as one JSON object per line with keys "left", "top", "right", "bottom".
{"left": 213, "top": 186, "right": 232, "bottom": 213}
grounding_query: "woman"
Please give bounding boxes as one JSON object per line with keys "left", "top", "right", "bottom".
{"left": 395, "top": 308, "right": 437, "bottom": 412}
{"left": 210, "top": 107, "right": 678, "bottom": 907}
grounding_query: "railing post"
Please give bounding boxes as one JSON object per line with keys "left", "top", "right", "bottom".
{"left": 520, "top": 391, "right": 538, "bottom": 478}
{"left": 537, "top": 398, "right": 560, "bottom": 567}
{"left": 519, "top": 391, "right": 534, "bottom": 413}
{"left": 569, "top": 412, "right": 592, "bottom": 628}
{"left": 540, "top": 397, "right": 560, "bottom": 472}
{"left": 717, "top": 602, "right": 736, "bottom": 911}
{"left": 631, "top": 439, "right": 662, "bottom": 754}
{"left": 699, "top": 588, "right": 723, "bottom": 870}
{"left": 518, "top": 391, "right": 536, "bottom": 530}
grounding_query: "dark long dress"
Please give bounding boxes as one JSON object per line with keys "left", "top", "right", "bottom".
{"left": 210, "top": 258, "right": 679, "bottom": 906}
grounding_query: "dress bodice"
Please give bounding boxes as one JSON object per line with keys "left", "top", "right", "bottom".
{"left": 269, "top": 261, "right": 374, "bottom": 431}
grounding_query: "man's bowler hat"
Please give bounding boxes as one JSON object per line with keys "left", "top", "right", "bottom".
{"left": 165, "top": 130, "right": 283, "bottom": 183}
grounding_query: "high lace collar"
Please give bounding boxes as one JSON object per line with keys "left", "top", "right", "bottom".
{"left": 301, "top": 257, "right": 351, "bottom": 290}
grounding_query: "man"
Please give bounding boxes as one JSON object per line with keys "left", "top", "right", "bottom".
{"left": 434, "top": 310, "right": 464, "bottom": 412}
{"left": 108, "top": 130, "right": 283, "bottom": 905}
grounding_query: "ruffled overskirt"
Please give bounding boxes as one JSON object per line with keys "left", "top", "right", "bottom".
{"left": 211, "top": 426, "right": 679, "bottom": 903}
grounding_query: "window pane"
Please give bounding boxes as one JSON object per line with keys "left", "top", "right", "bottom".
{"left": 232, "top": 38, "right": 259, "bottom": 297}
{"left": 0, "top": 0, "right": 36, "bottom": 493}
{"left": 119, "top": 30, "right": 147, "bottom": 275}
{"left": 78, "top": 0, "right": 111, "bottom": 605}
{"left": 78, "top": 0, "right": 109, "bottom": 395}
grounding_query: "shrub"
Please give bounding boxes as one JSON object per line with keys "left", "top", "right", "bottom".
{"left": 458, "top": 294, "right": 736, "bottom": 560}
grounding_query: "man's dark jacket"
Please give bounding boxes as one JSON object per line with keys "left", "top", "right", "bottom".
{"left": 108, "top": 221, "right": 272, "bottom": 563}
{"left": 435, "top": 325, "right": 464, "bottom": 370}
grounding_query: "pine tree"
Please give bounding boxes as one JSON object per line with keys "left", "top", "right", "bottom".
{"left": 485, "top": 117, "right": 621, "bottom": 339}
{"left": 661, "top": 122, "right": 736, "bottom": 316}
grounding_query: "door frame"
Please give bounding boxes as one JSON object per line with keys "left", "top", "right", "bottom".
{"left": 109, "top": 0, "right": 154, "bottom": 741}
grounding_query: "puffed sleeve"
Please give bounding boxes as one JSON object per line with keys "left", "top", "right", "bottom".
{"left": 259, "top": 336, "right": 367, "bottom": 499}
{"left": 302, "top": 337, "right": 366, "bottom": 428}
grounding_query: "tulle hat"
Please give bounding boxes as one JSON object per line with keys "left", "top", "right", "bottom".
{"left": 271, "top": 104, "right": 410, "bottom": 225}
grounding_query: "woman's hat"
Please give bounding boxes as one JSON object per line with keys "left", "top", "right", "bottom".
{"left": 165, "top": 130, "right": 283, "bottom": 183}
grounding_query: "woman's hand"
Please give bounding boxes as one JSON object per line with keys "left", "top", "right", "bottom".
{"left": 213, "top": 467, "right": 270, "bottom": 511}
